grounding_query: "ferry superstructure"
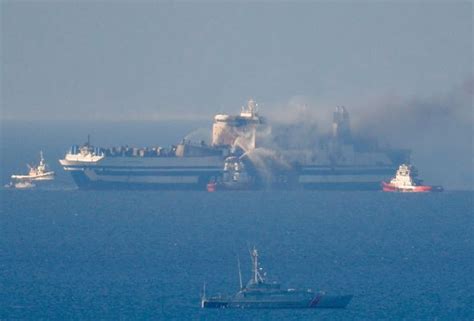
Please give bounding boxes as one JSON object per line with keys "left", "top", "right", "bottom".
{"left": 59, "top": 140, "right": 224, "bottom": 190}
{"left": 59, "top": 100, "right": 409, "bottom": 190}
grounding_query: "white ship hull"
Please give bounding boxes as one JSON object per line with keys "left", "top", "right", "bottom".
{"left": 60, "top": 156, "right": 396, "bottom": 190}
{"left": 60, "top": 156, "right": 224, "bottom": 190}
{"left": 11, "top": 172, "right": 55, "bottom": 181}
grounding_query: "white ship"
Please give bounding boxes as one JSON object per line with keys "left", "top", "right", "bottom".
{"left": 7, "top": 152, "right": 55, "bottom": 189}
{"left": 59, "top": 100, "right": 410, "bottom": 190}
{"left": 11, "top": 151, "right": 55, "bottom": 181}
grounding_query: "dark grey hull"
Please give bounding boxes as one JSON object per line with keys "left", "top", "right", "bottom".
{"left": 69, "top": 170, "right": 391, "bottom": 191}
{"left": 202, "top": 295, "right": 352, "bottom": 309}
{"left": 69, "top": 171, "right": 214, "bottom": 190}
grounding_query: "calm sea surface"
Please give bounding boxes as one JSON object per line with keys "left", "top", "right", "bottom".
{"left": 1, "top": 190, "right": 472, "bottom": 320}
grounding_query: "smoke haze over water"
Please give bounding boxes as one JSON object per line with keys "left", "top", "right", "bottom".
{"left": 261, "top": 78, "right": 473, "bottom": 190}
{"left": 352, "top": 78, "right": 473, "bottom": 190}
{"left": 1, "top": 2, "right": 472, "bottom": 189}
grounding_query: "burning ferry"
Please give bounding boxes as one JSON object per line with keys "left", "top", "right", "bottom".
{"left": 59, "top": 99, "right": 409, "bottom": 190}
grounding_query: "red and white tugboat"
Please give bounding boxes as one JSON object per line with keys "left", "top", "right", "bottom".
{"left": 382, "top": 164, "right": 443, "bottom": 192}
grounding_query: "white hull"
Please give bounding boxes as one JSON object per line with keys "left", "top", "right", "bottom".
{"left": 11, "top": 172, "right": 55, "bottom": 181}
{"left": 5, "top": 181, "right": 36, "bottom": 189}
{"left": 60, "top": 153, "right": 396, "bottom": 190}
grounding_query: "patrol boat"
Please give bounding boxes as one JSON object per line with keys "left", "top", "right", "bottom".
{"left": 201, "top": 248, "right": 352, "bottom": 309}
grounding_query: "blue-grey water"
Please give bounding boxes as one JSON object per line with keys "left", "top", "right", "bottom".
{"left": 1, "top": 190, "right": 472, "bottom": 320}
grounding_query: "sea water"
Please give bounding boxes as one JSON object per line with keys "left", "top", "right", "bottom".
{"left": 0, "top": 190, "right": 472, "bottom": 320}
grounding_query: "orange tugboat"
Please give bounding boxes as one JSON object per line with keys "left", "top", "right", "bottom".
{"left": 382, "top": 164, "right": 443, "bottom": 192}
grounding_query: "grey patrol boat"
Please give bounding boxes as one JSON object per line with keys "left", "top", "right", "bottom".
{"left": 201, "top": 248, "right": 352, "bottom": 309}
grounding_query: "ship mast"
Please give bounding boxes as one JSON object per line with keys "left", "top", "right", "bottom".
{"left": 251, "top": 247, "right": 264, "bottom": 284}
{"left": 39, "top": 150, "right": 46, "bottom": 168}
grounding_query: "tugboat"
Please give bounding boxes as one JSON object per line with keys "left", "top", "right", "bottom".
{"left": 201, "top": 248, "right": 353, "bottom": 309}
{"left": 11, "top": 151, "right": 55, "bottom": 181}
{"left": 207, "top": 156, "right": 254, "bottom": 192}
{"left": 382, "top": 164, "right": 443, "bottom": 192}
{"left": 7, "top": 151, "right": 55, "bottom": 189}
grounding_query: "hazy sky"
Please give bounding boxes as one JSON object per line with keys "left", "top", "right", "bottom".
{"left": 1, "top": 1, "right": 472, "bottom": 121}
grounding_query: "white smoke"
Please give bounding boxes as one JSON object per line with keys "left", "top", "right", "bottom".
{"left": 241, "top": 147, "right": 291, "bottom": 184}
{"left": 256, "top": 77, "right": 473, "bottom": 189}
{"left": 183, "top": 127, "right": 211, "bottom": 145}
{"left": 350, "top": 78, "right": 473, "bottom": 190}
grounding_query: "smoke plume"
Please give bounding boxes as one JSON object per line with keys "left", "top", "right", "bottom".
{"left": 351, "top": 78, "right": 473, "bottom": 190}
{"left": 261, "top": 78, "right": 473, "bottom": 190}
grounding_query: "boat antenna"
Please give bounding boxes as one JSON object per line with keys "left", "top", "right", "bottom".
{"left": 237, "top": 255, "right": 243, "bottom": 289}
{"left": 250, "top": 247, "right": 264, "bottom": 284}
{"left": 253, "top": 247, "right": 258, "bottom": 284}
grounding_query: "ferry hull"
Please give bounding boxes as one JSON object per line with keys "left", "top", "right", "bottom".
{"left": 68, "top": 171, "right": 393, "bottom": 191}
{"left": 61, "top": 155, "right": 224, "bottom": 190}
{"left": 69, "top": 170, "right": 218, "bottom": 190}
{"left": 64, "top": 163, "right": 397, "bottom": 191}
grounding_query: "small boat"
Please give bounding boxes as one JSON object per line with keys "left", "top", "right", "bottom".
{"left": 5, "top": 181, "right": 36, "bottom": 189}
{"left": 382, "top": 164, "right": 443, "bottom": 192}
{"left": 11, "top": 151, "right": 55, "bottom": 181}
{"left": 207, "top": 181, "right": 217, "bottom": 192}
{"left": 201, "top": 248, "right": 352, "bottom": 309}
